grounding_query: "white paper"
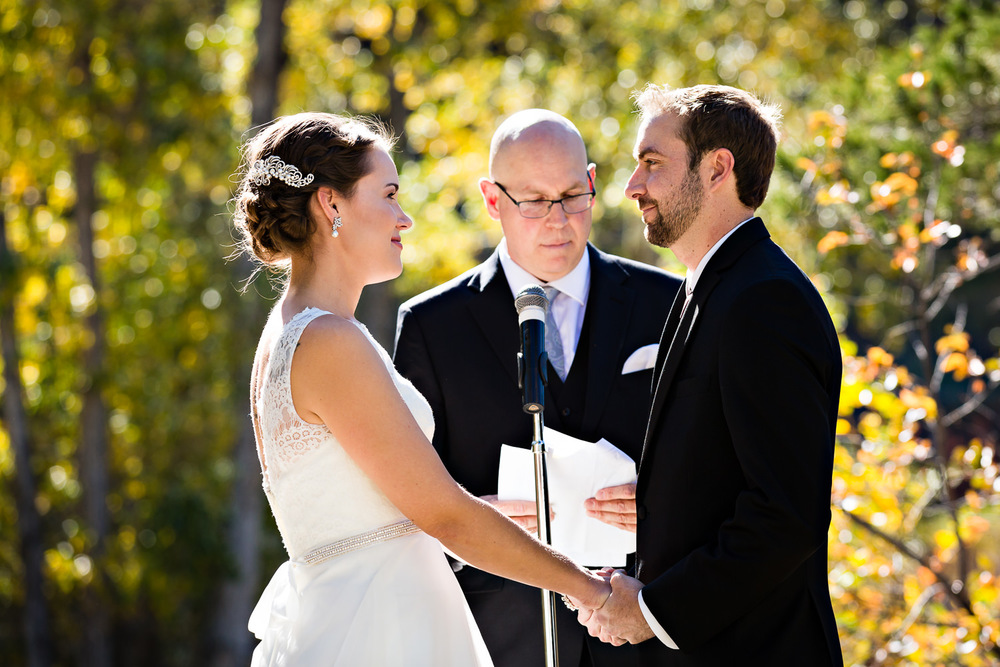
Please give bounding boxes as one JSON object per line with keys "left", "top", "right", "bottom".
{"left": 497, "top": 427, "right": 636, "bottom": 566}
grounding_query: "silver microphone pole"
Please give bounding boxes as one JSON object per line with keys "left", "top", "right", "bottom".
{"left": 531, "top": 409, "right": 559, "bottom": 667}
{"left": 515, "top": 286, "right": 559, "bottom": 667}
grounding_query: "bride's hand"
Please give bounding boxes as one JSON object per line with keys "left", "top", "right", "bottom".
{"left": 565, "top": 570, "right": 611, "bottom": 613}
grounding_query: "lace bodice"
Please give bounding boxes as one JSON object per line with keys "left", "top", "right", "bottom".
{"left": 252, "top": 307, "right": 435, "bottom": 559}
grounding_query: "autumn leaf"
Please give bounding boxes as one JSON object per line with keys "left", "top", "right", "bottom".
{"left": 818, "top": 230, "right": 850, "bottom": 254}
{"left": 899, "top": 388, "right": 938, "bottom": 419}
{"left": 797, "top": 157, "right": 818, "bottom": 173}
{"left": 935, "top": 332, "right": 971, "bottom": 354}
{"left": 867, "top": 346, "right": 894, "bottom": 367}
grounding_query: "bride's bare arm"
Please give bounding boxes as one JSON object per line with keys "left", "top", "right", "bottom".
{"left": 291, "top": 315, "right": 609, "bottom": 610}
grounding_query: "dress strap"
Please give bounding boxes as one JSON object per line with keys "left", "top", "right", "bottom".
{"left": 300, "top": 520, "right": 421, "bottom": 566}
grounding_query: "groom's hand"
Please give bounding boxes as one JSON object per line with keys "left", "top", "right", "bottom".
{"left": 584, "top": 483, "right": 637, "bottom": 533}
{"left": 481, "top": 495, "right": 554, "bottom": 532}
{"left": 579, "top": 570, "right": 654, "bottom": 645}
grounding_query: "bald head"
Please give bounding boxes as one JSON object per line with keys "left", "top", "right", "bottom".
{"left": 489, "top": 109, "right": 588, "bottom": 178}
{"left": 479, "top": 109, "right": 595, "bottom": 282}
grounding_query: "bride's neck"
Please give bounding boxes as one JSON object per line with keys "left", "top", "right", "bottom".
{"left": 284, "top": 256, "right": 361, "bottom": 321}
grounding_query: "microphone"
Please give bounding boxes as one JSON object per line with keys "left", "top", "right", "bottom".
{"left": 515, "top": 285, "right": 549, "bottom": 414}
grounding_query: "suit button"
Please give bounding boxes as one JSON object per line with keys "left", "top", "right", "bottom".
{"left": 561, "top": 407, "right": 571, "bottom": 417}
{"left": 637, "top": 505, "right": 647, "bottom": 520}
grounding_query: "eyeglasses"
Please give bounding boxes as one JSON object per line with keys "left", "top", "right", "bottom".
{"left": 492, "top": 172, "right": 596, "bottom": 219}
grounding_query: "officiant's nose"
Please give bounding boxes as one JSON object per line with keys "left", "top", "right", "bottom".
{"left": 545, "top": 205, "right": 570, "bottom": 227}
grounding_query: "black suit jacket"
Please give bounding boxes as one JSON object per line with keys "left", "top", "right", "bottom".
{"left": 394, "top": 244, "right": 681, "bottom": 667}
{"left": 635, "top": 219, "right": 843, "bottom": 666}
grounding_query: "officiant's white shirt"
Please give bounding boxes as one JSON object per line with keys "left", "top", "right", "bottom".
{"left": 498, "top": 236, "right": 590, "bottom": 371}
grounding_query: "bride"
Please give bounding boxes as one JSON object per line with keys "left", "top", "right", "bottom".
{"left": 232, "top": 112, "right": 609, "bottom": 666}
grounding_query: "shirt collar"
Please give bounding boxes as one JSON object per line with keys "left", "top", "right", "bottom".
{"left": 498, "top": 237, "right": 591, "bottom": 308}
{"left": 686, "top": 217, "right": 754, "bottom": 296}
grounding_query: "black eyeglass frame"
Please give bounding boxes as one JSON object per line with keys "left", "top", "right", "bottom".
{"left": 492, "top": 172, "right": 597, "bottom": 219}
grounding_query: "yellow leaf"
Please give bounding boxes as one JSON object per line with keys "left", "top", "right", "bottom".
{"left": 22, "top": 274, "right": 49, "bottom": 307}
{"left": 935, "top": 332, "right": 970, "bottom": 354}
{"left": 934, "top": 529, "right": 957, "bottom": 551}
{"left": 941, "top": 352, "right": 968, "bottom": 379}
{"left": 899, "top": 388, "right": 937, "bottom": 419}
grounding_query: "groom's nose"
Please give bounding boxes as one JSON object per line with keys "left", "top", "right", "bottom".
{"left": 625, "top": 168, "right": 646, "bottom": 200}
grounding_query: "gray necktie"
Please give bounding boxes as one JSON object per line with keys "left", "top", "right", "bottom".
{"left": 543, "top": 286, "right": 567, "bottom": 381}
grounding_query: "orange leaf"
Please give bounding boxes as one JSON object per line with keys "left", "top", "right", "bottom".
{"left": 885, "top": 172, "right": 919, "bottom": 196}
{"left": 818, "top": 230, "right": 850, "bottom": 254}
{"left": 941, "top": 352, "right": 969, "bottom": 380}
{"left": 867, "top": 346, "right": 894, "bottom": 367}
{"left": 916, "top": 565, "right": 938, "bottom": 588}
{"left": 796, "top": 157, "right": 818, "bottom": 173}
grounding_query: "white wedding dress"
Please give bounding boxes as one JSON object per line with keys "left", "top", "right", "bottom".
{"left": 249, "top": 307, "right": 493, "bottom": 666}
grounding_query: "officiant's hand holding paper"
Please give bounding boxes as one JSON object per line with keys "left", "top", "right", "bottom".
{"left": 481, "top": 495, "right": 555, "bottom": 533}
{"left": 584, "top": 483, "right": 637, "bottom": 533}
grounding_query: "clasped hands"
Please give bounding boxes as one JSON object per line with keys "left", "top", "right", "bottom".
{"left": 569, "top": 568, "right": 655, "bottom": 646}
{"left": 485, "top": 482, "right": 650, "bottom": 645}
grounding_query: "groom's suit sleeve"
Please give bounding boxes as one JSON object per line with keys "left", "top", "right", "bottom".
{"left": 641, "top": 278, "right": 839, "bottom": 649}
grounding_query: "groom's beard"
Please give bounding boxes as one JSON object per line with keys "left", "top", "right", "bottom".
{"left": 640, "top": 169, "right": 704, "bottom": 249}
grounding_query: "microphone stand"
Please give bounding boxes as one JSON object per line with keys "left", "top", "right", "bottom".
{"left": 515, "top": 284, "right": 559, "bottom": 667}
{"left": 531, "top": 408, "right": 560, "bottom": 667}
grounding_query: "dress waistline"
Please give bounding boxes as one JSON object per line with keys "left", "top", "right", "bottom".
{"left": 300, "top": 520, "right": 421, "bottom": 566}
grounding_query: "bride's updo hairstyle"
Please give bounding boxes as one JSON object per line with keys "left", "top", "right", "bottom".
{"left": 232, "top": 112, "right": 395, "bottom": 265}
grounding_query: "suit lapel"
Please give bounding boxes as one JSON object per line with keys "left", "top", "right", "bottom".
{"left": 639, "top": 283, "right": 694, "bottom": 477}
{"left": 638, "top": 218, "right": 771, "bottom": 480}
{"left": 580, "top": 246, "right": 633, "bottom": 435}
{"left": 467, "top": 251, "right": 521, "bottom": 385}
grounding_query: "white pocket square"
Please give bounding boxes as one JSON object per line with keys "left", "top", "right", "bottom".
{"left": 622, "top": 344, "right": 659, "bottom": 374}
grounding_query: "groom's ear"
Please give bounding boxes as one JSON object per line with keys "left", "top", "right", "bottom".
{"left": 705, "top": 148, "right": 735, "bottom": 193}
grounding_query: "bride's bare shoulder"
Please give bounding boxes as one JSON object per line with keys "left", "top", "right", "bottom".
{"left": 294, "top": 314, "right": 378, "bottom": 372}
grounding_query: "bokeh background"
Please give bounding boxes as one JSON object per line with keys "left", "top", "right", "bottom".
{"left": 1, "top": 0, "right": 999, "bottom": 665}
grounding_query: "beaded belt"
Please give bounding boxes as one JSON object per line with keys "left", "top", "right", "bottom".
{"left": 301, "top": 520, "right": 421, "bottom": 566}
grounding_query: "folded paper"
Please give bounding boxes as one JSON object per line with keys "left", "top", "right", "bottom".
{"left": 498, "top": 428, "right": 636, "bottom": 566}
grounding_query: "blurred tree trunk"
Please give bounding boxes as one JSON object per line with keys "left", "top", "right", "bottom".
{"left": 74, "top": 145, "right": 113, "bottom": 667}
{"left": 0, "top": 212, "right": 52, "bottom": 667}
{"left": 210, "top": 1, "right": 287, "bottom": 665}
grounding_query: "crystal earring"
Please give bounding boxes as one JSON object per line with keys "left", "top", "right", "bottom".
{"left": 331, "top": 216, "right": 342, "bottom": 238}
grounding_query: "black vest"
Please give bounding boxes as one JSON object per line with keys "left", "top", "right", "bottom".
{"left": 543, "top": 305, "right": 593, "bottom": 438}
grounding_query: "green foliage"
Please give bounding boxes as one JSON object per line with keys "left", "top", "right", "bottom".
{"left": 1, "top": 0, "right": 998, "bottom": 664}
{"left": 773, "top": 1, "right": 1000, "bottom": 662}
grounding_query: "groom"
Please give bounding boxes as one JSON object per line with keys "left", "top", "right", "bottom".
{"left": 577, "top": 84, "right": 844, "bottom": 666}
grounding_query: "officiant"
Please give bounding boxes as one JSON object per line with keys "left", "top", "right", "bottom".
{"left": 393, "top": 109, "right": 681, "bottom": 667}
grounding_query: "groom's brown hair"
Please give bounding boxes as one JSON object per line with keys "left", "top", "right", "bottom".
{"left": 634, "top": 84, "right": 781, "bottom": 210}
